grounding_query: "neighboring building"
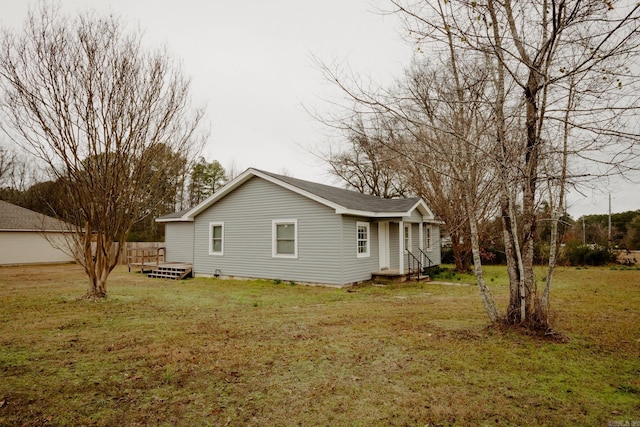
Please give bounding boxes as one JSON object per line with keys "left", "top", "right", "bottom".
{"left": 0, "top": 200, "right": 76, "bottom": 265}
{"left": 157, "top": 168, "right": 441, "bottom": 286}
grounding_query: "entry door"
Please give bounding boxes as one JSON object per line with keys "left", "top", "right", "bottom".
{"left": 378, "top": 222, "right": 390, "bottom": 270}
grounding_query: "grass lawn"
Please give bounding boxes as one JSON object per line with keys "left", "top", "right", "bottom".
{"left": 0, "top": 264, "right": 639, "bottom": 426}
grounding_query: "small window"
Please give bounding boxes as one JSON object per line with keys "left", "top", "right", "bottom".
{"left": 273, "top": 219, "right": 297, "bottom": 258}
{"left": 356, "top": 222, "right": 370, "bottom": 258}
{"left": 209, "top": 222, "right": 224, "bottom": 255}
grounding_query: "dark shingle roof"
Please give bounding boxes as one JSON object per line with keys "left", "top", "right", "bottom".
{"left": 156, "top": 208, "right": 191, "bottom": 221}
{"left": 257, "top": 170, "right": 420, "bottom": 213}
{"left": 157, "top": 168, "right": 428, "bottom": 222}
{"left": 0, "top": 200, "right": 72, "bottom": 231}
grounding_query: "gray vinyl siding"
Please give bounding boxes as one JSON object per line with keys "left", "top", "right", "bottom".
{"left": 165, "top": 222, "right": 194, "bottom": 263}
{"left": 193, "top": 176, "right": 348, "bottom": 285}
{"left": 338, "top": 217, "right": 379, "bottom": 283}
{"left": 410, "top": 223, "right": 420, "bottom": 253}
{"left": 388, "top": 222, "right": 400, "bottom": 269}
{"left": 422, "top": 225, "right": 442, "bottom": 266}
{"left": 408, "top": 209, "right": 424, "bottom": 222}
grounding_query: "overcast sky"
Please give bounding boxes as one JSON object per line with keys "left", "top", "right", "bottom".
{"left": 1, "top": 0, "right": 637, "bottom": 218}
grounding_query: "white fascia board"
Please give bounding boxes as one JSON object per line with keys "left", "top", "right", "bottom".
{"left": 155, "top": 217, "right": 194, "bottom": 223}
{"left": 335, "top": 208, "right": 410, "bottom": 218}
{"left": 171, "top": 168, "right": 347, "bottom": 222}
{"left": 424, "top": 218, "right": 446, "bottom": 225}
{"left": 167, "top": 167, "right": 438, "bottom": 223}
{"left": 336, "top": 198, "right": 435, "bottom": 220}
{"left": 179, "top": 168, "right": 257, "bottom": 220}
{"left": 411, "top": 199, "right": 435, "bottom": 219}
{"left": 251, "top": 169, "right": 346, "bottom": 212}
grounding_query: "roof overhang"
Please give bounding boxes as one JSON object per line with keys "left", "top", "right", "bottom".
{"left": 156, "top": 168, "right": 439, "bottom": 223}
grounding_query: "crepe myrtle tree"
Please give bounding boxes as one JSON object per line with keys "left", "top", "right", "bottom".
{"left": 0, "top": 4, "right": 205, "bottom": 298}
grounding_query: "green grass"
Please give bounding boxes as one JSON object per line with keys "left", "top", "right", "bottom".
{"left": 0, "top": 264, "right": 639, "bottom": 426}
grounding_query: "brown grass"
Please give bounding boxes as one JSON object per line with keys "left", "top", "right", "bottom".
{"left": 0, "top": 263, "right": 639, "bottom": 426}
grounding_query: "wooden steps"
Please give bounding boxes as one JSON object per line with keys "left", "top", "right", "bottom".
{"left": 147, "top": 263, "right": 192, "bottom": 280}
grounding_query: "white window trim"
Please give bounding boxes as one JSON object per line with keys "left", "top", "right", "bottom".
{"left": 356, "top": 221, "right": 370, "bottom": 258}
{"left": 272, "top": 219, "right": 298, "bottom": 259}
{"left": 404, "top": 224, "right": 412, "bottom": 254}
{"left": 209, "top": 222, "right": 224, "bottom": 256}
{"left": 424, "top": 225, "right": 433, "bottom": 252}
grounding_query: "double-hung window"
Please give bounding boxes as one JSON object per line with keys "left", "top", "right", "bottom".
{"left": 404, "top": 224, "right": 412, "bottom": 253}
{"left": 273, "top": 219, "right": 297, "bottom": 258}
{"left": 424, "top": 225, "right": 432, "bottom": 251}
{"left": 209, "top": 222, "right": 224, "bottom": 255}
{"left": 356, "top": 222, "right": 370, "bottom": 258}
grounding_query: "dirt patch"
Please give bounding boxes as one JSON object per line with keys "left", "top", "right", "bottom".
{"left": 489, "top": 321, "right": 571, "bottom": 343}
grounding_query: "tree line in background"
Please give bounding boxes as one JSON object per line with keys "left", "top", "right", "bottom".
{"left": 319, "top": 0, "right": 640, "bottom": 327}
{"left": 446, "top": 205, "right": 640, "bottom": 268}
{"left": 0, "top": 146, "right": 228, "bottom": 242}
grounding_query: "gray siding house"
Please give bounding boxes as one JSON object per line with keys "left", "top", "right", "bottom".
{"left": 157, "top": 168, "right": 441, "bottom": 286}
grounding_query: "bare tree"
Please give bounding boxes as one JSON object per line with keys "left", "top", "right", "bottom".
{"left": 0, "top": 143, "right": 17, "bottom": 188}
{"left": 323, "top": 114, "right": 411, "bottom": 198}
{"left": 318, "top": 0, "right": 639, "bottom": 326}
{"left": 390, "top": 0, "right": 640, "bottom": 326}
{"left": 317, "top": 52, "right": 501, "bottom": 320}
{"left": 0, "top": 5, "right": 205, "bottom": 298}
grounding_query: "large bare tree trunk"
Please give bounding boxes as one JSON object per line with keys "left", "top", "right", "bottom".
{"left": 465, "top": 192, "right": 498, "bottom": 322}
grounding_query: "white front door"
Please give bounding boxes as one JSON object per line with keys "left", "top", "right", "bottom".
{"left": 378, "top": 221, "right": 390, "bottom": 270}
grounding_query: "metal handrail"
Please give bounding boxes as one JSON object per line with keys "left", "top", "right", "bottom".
{"left": 406, "top": 250, "right": 422, "bottom": 281}
{"left": 418, "top": 248, "right": 433, "bottom": 277}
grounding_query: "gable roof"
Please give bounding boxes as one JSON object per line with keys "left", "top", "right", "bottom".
{"left": 0, "top": 200, "right": 73, "bottom": 232}
{"left": 157, "top": 168, "right": 436, "bottom": 222}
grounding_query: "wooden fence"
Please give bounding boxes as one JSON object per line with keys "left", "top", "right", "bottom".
{"left": 86, "top": 242, "right": 165, "bottom": 265}
{"left": 115, "top": 242, "right": 164, "bottom": 265}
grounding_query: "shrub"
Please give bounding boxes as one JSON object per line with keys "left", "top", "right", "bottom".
{"left": 561, "top": 242, "right": 616, "bottom": 266}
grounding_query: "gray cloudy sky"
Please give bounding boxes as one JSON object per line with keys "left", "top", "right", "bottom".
{"left": 1, "top": 0, "right": 411, "bottom": 180}
{"left": 1, "top": 0, "right": 637, "bottom": 218}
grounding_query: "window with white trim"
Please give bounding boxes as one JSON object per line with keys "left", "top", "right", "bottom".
{"left": 356, "top": 222, "right": 370, "bottom": 258}
{"left": 209, "top": 222, "right": 224, "bottom": 255}
{"left": 404, "top": 224, "right": 411, "bottom": 253}
{"left": 272, "top": 219, "right": 297, "bottom": 258}
{"left": 424, "top": 225, "right": 432, "bottom": 251}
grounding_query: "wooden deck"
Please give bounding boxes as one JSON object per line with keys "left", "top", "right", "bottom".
{"left": 127, "top": 247, "right": 165, "bottom": 273}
